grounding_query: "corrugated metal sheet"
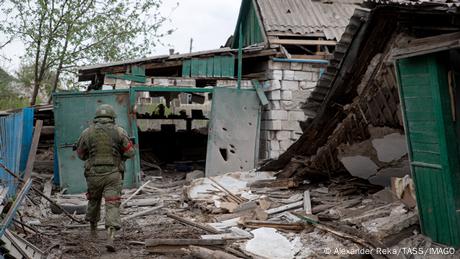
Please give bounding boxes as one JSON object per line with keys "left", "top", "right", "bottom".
{"left": 0, "top": 108, "right": 34, "bottom": 196}
{"left": 256, "top": 0, "right": 362, "bottom": 40}
{"left": 364, "top": 0, "right": 460, "bottom": 7}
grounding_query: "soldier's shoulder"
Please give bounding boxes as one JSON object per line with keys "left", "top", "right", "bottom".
{"left": 116, "top": 126, "right": 129, "bottom": 136}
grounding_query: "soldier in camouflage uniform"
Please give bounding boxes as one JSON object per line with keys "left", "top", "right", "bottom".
{"left": 76, "top": 104, "right": 135, "bottom": 252}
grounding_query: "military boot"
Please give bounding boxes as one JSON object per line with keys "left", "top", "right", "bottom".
{"left": 106, "top": 227, "right": 116, "bottom": 252}
{"left": 90, "top": 222, "right": 97, "bottom": 238}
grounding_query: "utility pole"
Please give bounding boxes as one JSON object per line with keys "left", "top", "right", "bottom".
{"left": 189, "top": 38, "right": 193, "bottom": 53}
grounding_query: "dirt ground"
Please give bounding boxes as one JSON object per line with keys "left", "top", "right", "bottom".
{"left": 19, "top": 171, "right": 209, "bottom": 258}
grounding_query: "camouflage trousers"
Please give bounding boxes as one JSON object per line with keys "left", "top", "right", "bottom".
{"left": 85, "top": 172, "right": 122, "bottom": 230}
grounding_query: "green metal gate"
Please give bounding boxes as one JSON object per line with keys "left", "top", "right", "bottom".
{"left": 396, "top": 54, "right": 460, "bottom": 247}
{"left": 54, "top": 90, "right": 140, "bottom": 194}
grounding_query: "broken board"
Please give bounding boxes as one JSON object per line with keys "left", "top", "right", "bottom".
{"left": 205, "top": 88, "right": 261, "bottom": 176}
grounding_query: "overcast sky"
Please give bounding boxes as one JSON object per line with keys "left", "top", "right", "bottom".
{"left": 0, "top": 0, "right": 241, "bottom": 74}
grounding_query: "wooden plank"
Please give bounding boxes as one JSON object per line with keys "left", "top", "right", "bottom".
{"left": 265, "top": 201, "right": 303, "bottom": 215}
{"left": 304, "top": 191, "right": 312, "bottom": 214}
{"left": 166, "top": 213, "right": 221, "bottom": 234}
{"left": 206, "top": 58, "right": 214, "bottom": 77}
{"left": 24, "top": 120, "right": 43, "bottom": 182}
{"left": 221, "top": 55, "right": 235, "bottom": 78}
{"left": 187, "top": 246, "right": 240, "bottom": 259}
{"left": 270, "top": 38, "right": 337, "bottom": 46}
{"left": 182, "top": 59, "right": 191, "bottom": 77}
{"left": 146, "top": 238, "right": 226, "bottom": 247}
{"left": 121, "top": 180, "right": 152, "bottom": 207}
{"left": 213, "top": 56, "right": 222, "bottom": 77}
{"left": 240, "top": 220, "right": 306, "bottom": 231}
{"left": 393, "top": 32, "right": 460, "bottom": 59}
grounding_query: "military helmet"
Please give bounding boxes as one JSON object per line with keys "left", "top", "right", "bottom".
{"left": 95, "top": 104, "right": 117, "bottom": 119}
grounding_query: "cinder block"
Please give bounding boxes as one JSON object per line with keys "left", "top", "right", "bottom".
{"left": 281, "top": 120, "right": 302, "bottom": 131}
{"left": 267, "top": 90, "right": 281, "bottom": 100}
{"left": 289, "top": 111, "right": 306, "bottom": 121}
{"left": 283, "top": 70, "right": 295, "bottom": 80}
{"left": 266, "top": 110, "right": 288, "bottom": 120}
{"left": 216, "top": 80, "right": 237, "bottom": 87}
{"left": 280, "top": 100, "right": 297, "bottom": 110}
{"left": 302, "top": 63, "right": 320, "bottom": 72}
{"left": 311, "top": 72, "right": 319, "bottom": 81}
{"left": 291, "top": 131, "right": 303, "bottom": 140}
{"left": 268, "top": 70, "right": 283, "bottom": 80}
{"left": 281, "top": 81, "right": 299, "bottom": 91}
{"left": 269, "top": 140, "right": 280, "bottom": 151}
{"left": 265, "top": 80, "right": 281, "bottom": 91}
{"left": 269, "top": 150, "right": 280, "bottom": 159}
{"left": 291, "top": 62, "right": 303, "bottom": 71}
{"left": 153, "top": 78, "right": 175, "bottom": 86}
{"left": 270, "top": 100, "right": 281, "bottom": 110}
{"left": 281, "top": 90, "right": 292, "bottom": 100}
{"left": 300, "top": 81, "right": 317, "bottom": 90}
{"left": 276, "top": 131, "right": 291, "bottom": 140}
{"left": 176, "top": 78, "right": 196, "bottom": 87}
{"left": 294, "top": 71, "right": 309, "bottom": 81}
{"left": 279, "top": 140, "right": 292, "bottom": 151}
{"left": 263, "top": 120, "right": 282, "bottom": 130}
{"left": 269, "top": 61, "right": 290, "bottom": 70}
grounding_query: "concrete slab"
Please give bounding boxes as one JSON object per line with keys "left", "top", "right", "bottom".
{"left": 340, "top": 155, "right": 379, "bottom": 179}
{"left": 372, "top": 133, "right": 407, "bottom": 163}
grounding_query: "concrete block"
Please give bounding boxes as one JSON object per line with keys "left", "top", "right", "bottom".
{"left": 311, "top": 72, "right": 319, "bottom": 81}
{"left": 176, "top": 78, "right": 196, "bottom": 87}
{"left": 269, "top": 150, "right": 280, "bottom": 159}
{"left": 281, "top": 81, "right": 299, "bottom": 91}
{"left": 269, "top": 61, "right": 290, "bottom": 70}
{"left": 371, "top": 133, "right": 408, "bottom": 163}
{"left": 267, "top": 90, "right": 281, "bottom": 100}
{"left": 263, "top": 120, "right": 282, "bottom": 130}
{"left": 340, "top": 155, "right": 378, "bottom": 179}
{"left": 265, "top": 80, "right": 281, "bottom": 91}
{"left": 283, "top": 70, "right": 295, "bottom": 80}
{"left": 216, "top": 80, "right": 237, "bottom": 87}
{"left": 269, "top": 140, "right": 280, "bottom": 151}
{"left": 268, "top": 70, "right": 283, "bottom": 80}
{"left": 153, "top": 78, "right": 175, "bottom": 86}
{"left": 288, "top": 111, "right": 306, "bottom": 121}
{"left": 291, "top": 62, "right": 303, "bottom": 71}
{"left": 300, "top": 81, "right": 317, "bottom": 90}
{"left": 302, "top": 63, "right": 321, "bottom": 72}
{"left": 270, "top": 100, "right": 281, "bottom": 110}
{"left": 291, "top": 131, "right": 303, "bottom": 140}
{"left": 281, "top": 90, "right": 292, "bottom": 100}
{"left": 294, "top": 71, "right": 309, "bottom": 81}
{"left": 279, "top": 140, "right": 292, "bottom": 151}
{"left": 276, "top": 131, "right": 291, "bottom": 140}
{"left": 281, "top": 120, "right": 302, "bottom": 131}
{"left": 266, "top": 110, "right": 288, "bottom": 120}
{"left": 280, "top": 101, "right": 297, "bottom": 110}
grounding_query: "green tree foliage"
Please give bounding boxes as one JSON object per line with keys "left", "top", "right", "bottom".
{"left": 0, "top": 67, "right": 28, "bottom": 110}
{"left": 0, "top": 0, "right": 172, "bottom": 105}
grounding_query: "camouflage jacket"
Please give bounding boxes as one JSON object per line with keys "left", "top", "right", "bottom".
{"left": 76, "top": 118, "right": 135, "bottom": 176}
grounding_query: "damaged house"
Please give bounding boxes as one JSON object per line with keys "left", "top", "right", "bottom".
{"left": 1, "top": 0, "right": 460, "bottom": 257}
{"left": 58, "top": 0, "right": 361, "bottom": 193}
{"left": 263, "top": 0, "right": 460, "bottom": 248}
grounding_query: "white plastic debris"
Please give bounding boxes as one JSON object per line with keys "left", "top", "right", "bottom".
{"left": 245, "top": 227, "right": 299, "bottom": 259}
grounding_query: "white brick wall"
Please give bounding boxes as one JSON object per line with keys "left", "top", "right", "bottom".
{"left": 260, "top": 61, "right": 322, "bottom": 160}
{"left": 281, "top": 81, "right": 299, "bottom": 91}
{"left": 266, "top": 110, "right": 288, "bottom": 120}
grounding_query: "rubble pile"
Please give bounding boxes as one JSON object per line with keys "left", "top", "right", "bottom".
{"left": 6, "top": 168, "right": 450, "bottom": 258}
